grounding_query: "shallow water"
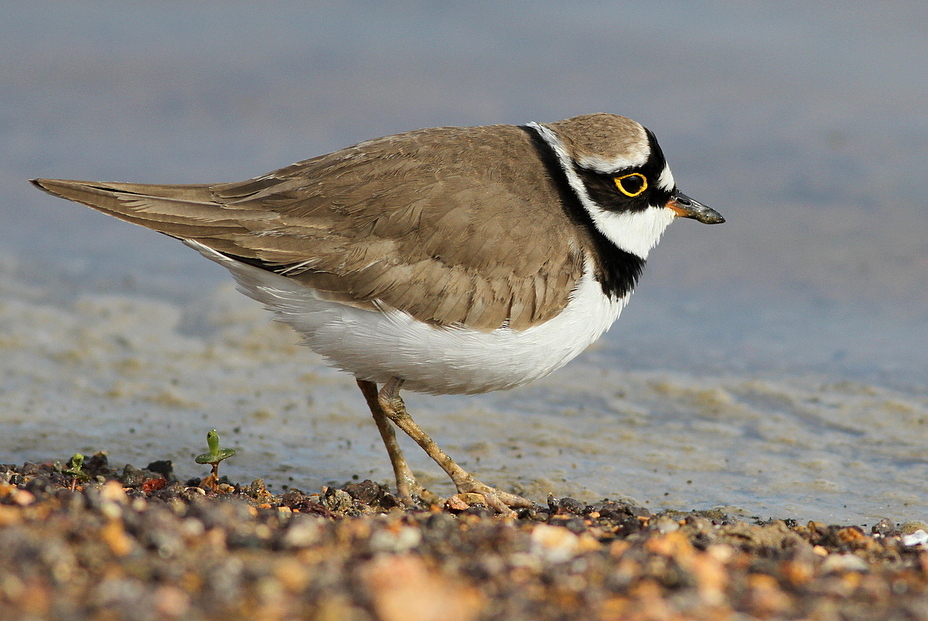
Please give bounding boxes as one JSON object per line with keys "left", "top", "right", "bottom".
{"left": 2, "top": 1, "right": 927, "bottom": 525}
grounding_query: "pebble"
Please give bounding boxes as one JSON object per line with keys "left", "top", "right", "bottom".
{"left": 1, "top": 456, "right": 928, "bottom": 620}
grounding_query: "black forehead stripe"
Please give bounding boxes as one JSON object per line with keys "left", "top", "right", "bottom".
{"left": 642, "top": 128, "right": 669, "bottom": 179}
{"left": 519, "top": 124, "right": 644, "bottom": 301}
{"left": 644, "top": 128, "right": 665, "bottom": 164}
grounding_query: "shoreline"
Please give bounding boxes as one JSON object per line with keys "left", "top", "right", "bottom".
{"left": 2, "top": 453, "right": 928, "bottom": 620}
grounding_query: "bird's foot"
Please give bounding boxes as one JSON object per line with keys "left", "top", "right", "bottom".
{"left": 396, "top": 479, "right": 443, "bottom": 508}
{"left": 449, "top": 475, "right": 533, "bottom": 516}
{"left": 362, "top": 377, "right": 535, "bottom": 516}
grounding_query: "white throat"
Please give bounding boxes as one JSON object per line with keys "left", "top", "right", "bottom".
{"left": 587, "top": 207, "right": 676, "bottom": 258}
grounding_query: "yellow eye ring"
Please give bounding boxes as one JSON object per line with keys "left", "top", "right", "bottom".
{"left": 614, "top": 172, "right": 648, "bottom": 197}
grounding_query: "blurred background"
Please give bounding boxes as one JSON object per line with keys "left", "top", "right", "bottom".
{"left": 2, "top": 0, "right": 926, "bottom": 524}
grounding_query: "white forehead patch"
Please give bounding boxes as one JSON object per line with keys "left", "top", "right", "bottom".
{"left": 658, "top": 164, "right": 676, "bottom": 192}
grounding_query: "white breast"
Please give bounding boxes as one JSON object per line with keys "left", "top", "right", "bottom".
{"left": 187, "top": 241, "right": 627, "bottom": 395}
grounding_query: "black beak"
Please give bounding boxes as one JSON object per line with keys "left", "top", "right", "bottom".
{"left": 667, "top": 191, "right": 724, "bottom": 224}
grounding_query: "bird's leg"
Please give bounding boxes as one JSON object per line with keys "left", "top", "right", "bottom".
{"left": 356, "top": 379, "right": 439, "bottom": 506}
{"left": 377, "top": 377, "right": 533, "bottom": 514}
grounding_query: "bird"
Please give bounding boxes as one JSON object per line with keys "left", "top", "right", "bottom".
{"left": 32, "top": 113, "right": 724, "bottom": 513}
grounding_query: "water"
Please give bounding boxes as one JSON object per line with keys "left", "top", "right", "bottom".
{"left": 2, "top": 0, "right": 927, "bottom": 525}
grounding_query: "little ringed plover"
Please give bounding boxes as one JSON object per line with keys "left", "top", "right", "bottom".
{"left": 32, "top": 113, "right": 724, "bottom": 513}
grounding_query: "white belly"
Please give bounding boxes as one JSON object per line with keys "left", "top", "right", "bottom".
{"left": 187, "top": 241, "right": 627, "bottom": 395}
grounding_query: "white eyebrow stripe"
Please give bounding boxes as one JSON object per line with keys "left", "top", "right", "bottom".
{"left": 575, "top": 151, "right": 649, "bottom": 174}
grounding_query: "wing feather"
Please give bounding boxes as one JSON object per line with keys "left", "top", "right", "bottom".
{"left": 32, "top": 124, "right": 587, "bottom": 330}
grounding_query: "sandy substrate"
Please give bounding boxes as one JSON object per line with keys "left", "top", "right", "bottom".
{"left": 2, "top": 453, "right": 928, "bottom": 621}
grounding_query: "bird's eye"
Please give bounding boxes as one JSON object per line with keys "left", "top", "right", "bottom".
{"left": 614, "top": 172, "right": 648, "bottom": 197}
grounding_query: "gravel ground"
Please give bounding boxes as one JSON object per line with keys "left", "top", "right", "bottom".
{"left": 2, "top": 453, "right": 928, "bottom": 621}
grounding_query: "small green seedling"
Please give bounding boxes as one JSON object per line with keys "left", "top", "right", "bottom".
{"left": 64, "top": 453, "right": 86, "bottom": 490}
{"left": 195, "top": 429, "right": 235, "bottom": 489}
